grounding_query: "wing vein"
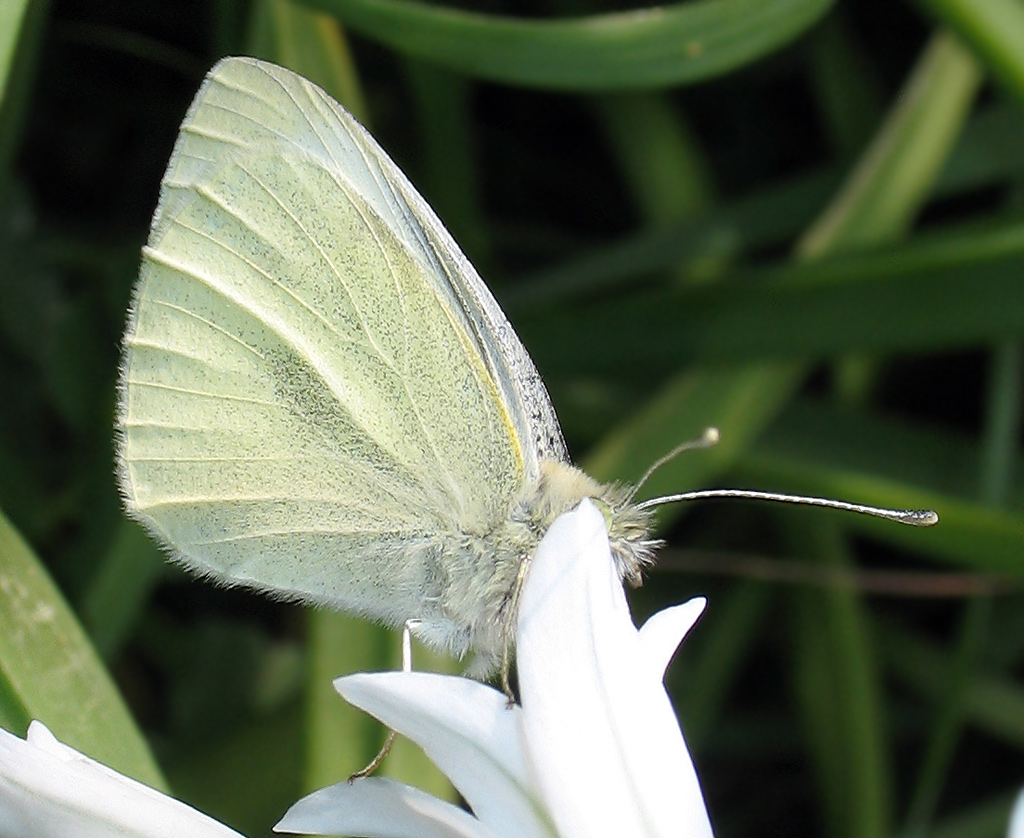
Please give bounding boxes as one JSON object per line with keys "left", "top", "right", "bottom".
{"left": 171, "top": 192, "right": 369, "bottom": 353}
{"left": 126, "top": 379, "right": 284, "bottom": 408}
{"left": 130, "top": 454, "right": 345, "bottom": 463}
{"left": 135, "top": 299, "right": 267, "bottom": 359}
{"left": 208, "top": 70, "right": 294, "bottom": 124}
{"left": 185, "top": 527, "right": 422, "bottom": 546}
{"left": 271, "top": 142, "right": 470, "bottom": 515}
{"left": 228, "top": 154, "right": 471, "bottom": 515}
{"left": 126, "top": 339, "right": 223, "bottom": 367}
{"left": 180, "top": 122, "right": 248, "bottom": 149}
{"left": 218, "top": 163, "right": 382, "bottom": 358}
{"left": 141, "top": 245, "right": 430, "bottom": 481}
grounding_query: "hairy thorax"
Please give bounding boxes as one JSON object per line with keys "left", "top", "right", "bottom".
{"left": 427, "top": 459, "right": 659, "bottom": 676}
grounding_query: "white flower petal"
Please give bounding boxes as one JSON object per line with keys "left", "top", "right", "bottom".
{"left": 276, "top": 776, "right": 497, "bottom": 838}
{"left": 0, "top": 721, "right": 243, "bottom": 838}
{"left": 517, "top": 501, "right": 714, "bottom": 838}
{"left": 335, "top": 672, "right": 555, "bottom": 838}
{"left": 1009, "top": 789, "right": 1024, "bottom": 838}
{"left": 638, "top": 598, "right": 707, "bottom": 681}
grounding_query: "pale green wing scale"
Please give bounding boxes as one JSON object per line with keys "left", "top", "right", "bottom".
{"left": 117, "top": 57, "right": 567, "bottom": 643}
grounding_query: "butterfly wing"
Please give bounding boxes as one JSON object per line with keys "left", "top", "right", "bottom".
{"left": 153, "top": 57, "right": 567, "bottom": 471}
{"left": 117, "top": 57, "right": 555, "bottom": 635}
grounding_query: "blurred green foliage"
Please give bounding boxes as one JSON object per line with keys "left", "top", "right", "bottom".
{"left": 0, "top": 0, "right": 1022, "bottom": 836}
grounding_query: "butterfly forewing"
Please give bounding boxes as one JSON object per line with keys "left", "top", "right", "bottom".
{"left": 117, "top": 58, "right": 530, "bottom": 621}
{"left": 161, "top": 57, "right": 565, "bottom": 472}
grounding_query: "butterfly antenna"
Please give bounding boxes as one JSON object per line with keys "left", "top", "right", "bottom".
{"left": 636, "top": 488, "right": 939, "bottom": 527}
{"left": 629, "top": 427, "right": 721, "bottom": 500}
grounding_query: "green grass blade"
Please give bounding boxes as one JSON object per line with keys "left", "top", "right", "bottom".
{"left": 901, "top": 342, "right": 1020, "bottom": 836}
{"left": 805, "top": 14, "right": 885, "bottom": 158}
{"left": 506, "top": 169, "right": 837, "bottom": 304}
{"left": 164, "top": 701, "right": 304, "bottom": 837}
{"left": 404, "top": 61, "right": 487, "bottom": 265}
{"left": 583, "top": 362, "right": 803, "bottom": 493}
{"left": 901, "top": 598, "right": 993, "bottom": 838}
{"left": 880, "top": 622, "right": 1024, "bottom": 748}
{"left": 508, "top": 98, "right": 1024, "bottom": 305}
{"left": 304, "top": 610, "right": 393, "bottom": 791}
{"left": 0, "top": 0, "right": 46, "bottom": 177}
{"left": 305, "top": 611, "right": 459, "bottom": 798}
{"left": 0, "top": 0, "right": 31, "bottom": 110}
{"left": 78, "top": 519, "right": 166, "bottom": 660}
{"left": 798, "top": 30, "right": 983, "bottom": 257}
{"left": 592, "top": 91, "right": 715, "bottom": 225}
{"left": 979, "top": 344, "right": 1023, "bottom": 506}
{"left": 302, "top": 0, "right": 834, "bottom": 90}
{"left": 0, "top": 507, "right": 166, "bottom": 789}
{"left": 914, "top": 0, "right": 1024, "bottom": 105}
{"left": 792, "top": 585, "right": 848, "bottom": 838}
{"left": 789, "top": 520, "right": 891, "bottom": 838}
{"left": 929, "top": 793, "right": 1023, "bottom": 838}
{"left": 676, "top": 582, "right": 772, "bottom": 749}
{"left": 737, "top": 402, "right": 1024, "bottom": 574}
{"left": 516, "top": 219, "right": 1024, "bottom": 375}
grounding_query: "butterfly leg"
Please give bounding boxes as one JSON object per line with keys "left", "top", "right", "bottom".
{"left": 499, "top": 557, "right": 531, "bottom": 705}
{"left": 347, "top": 619, "right": 420, "bottom": 781}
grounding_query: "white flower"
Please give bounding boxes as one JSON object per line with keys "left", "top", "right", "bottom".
{"left": 0, "top": 720, "right": 244, "bottom": 838}
{"left": 277, "top": 499, "right": 714, "bottom": 838}
{"left": 1010, "top": 789, "right": 1024, "bottom": 838}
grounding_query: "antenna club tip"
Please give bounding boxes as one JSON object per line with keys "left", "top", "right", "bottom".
{"left": 703, "top": 427, "right": 720, "bottom": 446}
{"left": 914, "top": 509, "right": 940, "bottom": 527}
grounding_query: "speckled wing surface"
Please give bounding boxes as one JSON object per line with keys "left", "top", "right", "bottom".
{"left": 116, "top": 57, "right": 567, "bottom": 620}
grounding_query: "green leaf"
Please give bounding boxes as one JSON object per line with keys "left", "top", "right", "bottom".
{"left": 798, "top": 30, "right": 983, "bottom": 257}
{"left": 0, "top": 0, "right": 45, "bottom": 178}
{"left": 792, "top": 583, "right": 851, "bottom": 837}
{"left": 901, "top": 598, "right": 993, "bottom": 836}
{"left": 404, "top": 61, "right": 488, "bottom": 265}
{"left": 583, "top": 362, "right": 803, "bottom": 496}
{"left": 505, "top": 169, "right": 837, "bottom": 305}
{"left": 0, "top": 0, "right": 30, "bottom": 108}
{"left": 914, "top": 0, "right": 1024, "bottom": 106}
{"left": 789, "top": 521, "right": 891, "bottom": 838}
{"left": 304, "top": 610, "right": 391, "bottom": 790}
{"left": 676, "top": 582, "right": 772, "bottom": 748}
{"left": 517, "top": 219, "right": 1024, "bottom": 376}
{"left": 78, "top": 519, "right": 166, "bottom": 660}
{"left": 930, "top": 793, "right": 1024, "bottom": 838}
{"left": 805, "top": 14, "right": 885, "bottom": 158}
{"left": 880, "top": 622, "right": 1024, "bottom": 748}
{"left": 301, "top": 0, "right": 834, "bottom": 90}
{"left": 738, "top": 400, "right": 1024, "bottom": 574}
{"left": 592, "top": 91, "right": 715, "bottom": 224}
{"left": 507, "top": 99, "right": 1024, "bottom": 305}
{"left": 304, "top": 610, "right": 458, "bottom": 799}
{"left": 0, "top": 507, "right": 166, "bottom": 789}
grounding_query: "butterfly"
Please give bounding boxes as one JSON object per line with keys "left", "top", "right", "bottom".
{"left": 116, "top": 57, "right": 657, "bottom": 679}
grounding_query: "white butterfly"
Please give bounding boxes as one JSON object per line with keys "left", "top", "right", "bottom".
{"left": 116, "top": 57, "right": 655, "bottom": 676}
